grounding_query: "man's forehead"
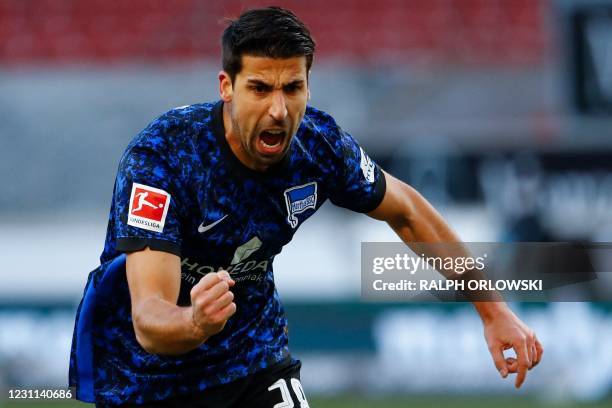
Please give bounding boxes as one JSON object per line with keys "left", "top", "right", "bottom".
{"left": 238, "top": 55, "right": 308, "bottom": 82}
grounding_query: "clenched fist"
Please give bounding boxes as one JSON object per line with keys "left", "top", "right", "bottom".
{"left": 190, "top": 270, "right": 237, "bottom": 340}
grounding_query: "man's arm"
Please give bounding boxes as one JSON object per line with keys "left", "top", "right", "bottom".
{"left": 126, "top": 247, "right": 237, "bottom": 355}
{"left": 367, "top": 171, "right": 543, "bottom": 388}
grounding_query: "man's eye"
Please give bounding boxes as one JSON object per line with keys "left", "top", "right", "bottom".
{"left": 284, "top": 84, "right": 302, "bottom": 93}
{"left": 252, "top": 85, "right": 268, "bottom": 93}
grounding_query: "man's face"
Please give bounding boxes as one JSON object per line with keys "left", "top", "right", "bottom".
{"left": 220, "top": 55, "right": 309, "bottom": 171}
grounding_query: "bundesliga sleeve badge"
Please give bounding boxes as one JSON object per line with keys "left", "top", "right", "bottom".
{"left": 127, "top": 182, "right": 171, "bottom": 233}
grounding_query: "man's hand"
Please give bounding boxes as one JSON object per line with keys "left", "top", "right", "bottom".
{"left": 481, "top": 304, "right": 543, "bottom": 388}
{"left": 190, "top": 270, "right": 237, "bottom": 340}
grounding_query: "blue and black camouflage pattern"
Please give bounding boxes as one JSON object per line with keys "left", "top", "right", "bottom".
{"left": 69, "top": 101, "right": 386, "bottom": 405}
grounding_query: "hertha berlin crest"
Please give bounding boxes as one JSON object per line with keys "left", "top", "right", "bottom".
{"left": 283, "top": 182, "right": 317, "bottom": 228}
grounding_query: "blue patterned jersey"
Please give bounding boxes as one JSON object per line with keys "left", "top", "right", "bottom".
{"left": 69, "top": 101, "right": 386, "bottom": 405}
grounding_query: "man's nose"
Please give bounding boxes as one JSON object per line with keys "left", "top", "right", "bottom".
{"left": 268, "top": 91, "right": 288, "bottom": 122}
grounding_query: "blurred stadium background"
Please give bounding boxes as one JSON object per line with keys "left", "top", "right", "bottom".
{"left": 2, "top": 0, "right": 612, "bottom": 406}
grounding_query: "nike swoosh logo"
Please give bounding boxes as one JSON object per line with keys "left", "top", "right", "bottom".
{"left": 198, "top": 214, "right": 228, "bottom": 233}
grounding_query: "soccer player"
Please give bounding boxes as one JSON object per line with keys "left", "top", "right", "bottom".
{"left": 70, "top": 7, "right": 543, "bottom": 407}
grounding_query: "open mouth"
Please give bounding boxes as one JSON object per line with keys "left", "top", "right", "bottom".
{"left": 257, "top": 129, "right": 286, "bottom": 155}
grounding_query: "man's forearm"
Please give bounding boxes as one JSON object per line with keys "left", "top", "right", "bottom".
{"left": 387, "top": 183, "right": 474, "bottom": 274}
{"left": 132, "top": 296, "right": 207, "bottom": 355}
{"left": 473, "top": 301, "right": 512, "bottom": 323}
{"left": 387, "top": 183, "right": 506, "bottom": 306}
{"left": 385, "top": 183, "right": 461, "bottom": 244}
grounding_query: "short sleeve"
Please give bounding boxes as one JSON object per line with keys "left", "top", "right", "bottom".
{"left": 112, "top": 144, "right": 185, "bottom": 257}
{"left": 329, "top": 129, "right": 386, "bottom": 213}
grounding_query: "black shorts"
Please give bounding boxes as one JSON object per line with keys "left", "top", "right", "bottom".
{"left": 102, "top": 358, "right": 309, "bottom": 408}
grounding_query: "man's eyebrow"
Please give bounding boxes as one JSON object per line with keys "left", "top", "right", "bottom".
{"left": 284, "top": 79, "right": 305, "bottom": 87}
{"left": 245, "top": 78, "right": 305, "bottom": 87}
{"left": 246, "top": 79, "right": 273, "bottom": 87}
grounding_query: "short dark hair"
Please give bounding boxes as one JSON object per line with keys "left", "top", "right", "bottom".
{"left": 222, "top": 7, "right": 315, "bottom": 82}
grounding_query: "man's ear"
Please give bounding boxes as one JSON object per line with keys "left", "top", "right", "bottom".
{"left": 219, "top": 71, "right": 233, "bottom": 102}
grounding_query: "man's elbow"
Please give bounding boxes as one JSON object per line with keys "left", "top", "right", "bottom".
{"left": 135, "top": 331, "right": 160, "bottom": 354}
{"left": 389, "top": 182, "right": 418, "bottom": 228}
{"left": 132, "top": 312, "right": 161, "bottom": 354}
{"left": 131, "top": 310, "right": 206, "bottom": 355}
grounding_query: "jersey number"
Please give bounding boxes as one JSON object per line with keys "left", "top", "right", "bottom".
{"left": 267, "top": 378, "right": 309, "bottom": 408}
